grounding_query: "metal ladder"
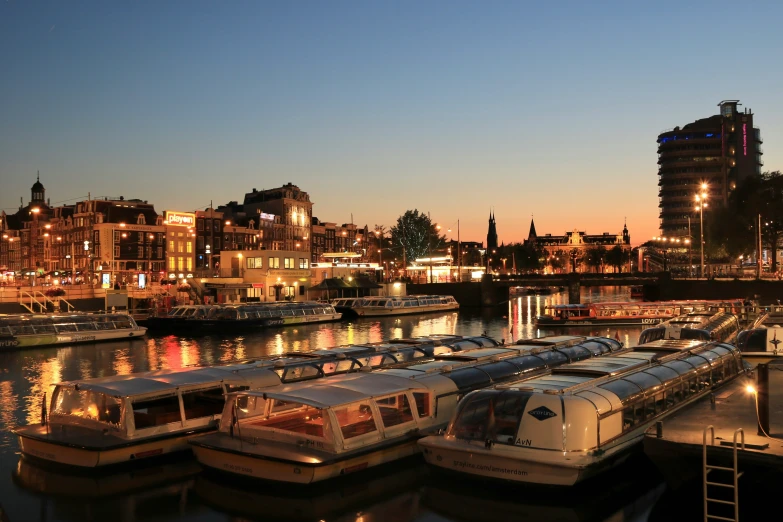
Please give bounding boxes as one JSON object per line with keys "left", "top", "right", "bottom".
{"left": 703, "top": 426, "right": 744, "bottom": 522}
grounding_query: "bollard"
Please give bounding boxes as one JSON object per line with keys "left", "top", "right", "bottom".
{"left": 757, "top": 363, "right": 770, "bottom": 436}
{"left": 656, "top": 421, "right": 663, "bottom": 439}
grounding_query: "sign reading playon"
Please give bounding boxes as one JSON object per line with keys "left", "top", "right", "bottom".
{"left": 165, "top": 211, "right": 196, "bottom": 227}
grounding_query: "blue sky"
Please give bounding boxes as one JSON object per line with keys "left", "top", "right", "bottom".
{"left": 2, "top": 1, "right": 782, "bottom": 245}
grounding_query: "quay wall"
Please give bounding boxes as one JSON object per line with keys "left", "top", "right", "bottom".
{"left": 657, "top": 279, "right": 783, "bottom": 305}
{"left": 408, "top": 279, "right": 508, "bottom": 308}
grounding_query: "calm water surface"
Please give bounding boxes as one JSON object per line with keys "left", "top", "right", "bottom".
{"left": 1, "top": 288, "right": 675, "bottom": 522}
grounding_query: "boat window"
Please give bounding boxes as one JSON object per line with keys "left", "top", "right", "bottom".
{"left": 533, "top": 350, "right": 568, "bottom": 367}
{"left": 447, "top": 368, "right": 492, "bottom": 392}
{"left": 638, "top": 328, "right": 666, "bottom": 344}
{"left": 477, "top": 361, "right": 520, "bottom": 382}
{"left": 642, "top": 366, "right": 680, "bottom": 386}
{"left": 488, "top": 392, "right": 531, "bottom": 444}
{"left": 52, "top": 387, "right": 122, "bottom": 425}
{"left": 334, "top": 402, "right": 378, "bottom": 439}
{"left": 225, "top": 384, "right": 250, "bottom": 394}
{"left": 579, "top": 340, "right": 612, "bottom": 355}
{"left": 182, "top": 387, "right": 225, "bottom": 420}
{"left": 376, "top": 394, "right": 414, "bottom": 427}
{"left": 413, "top": 392, "right": 431, "bottom": 418}
{"left": 321, "top": 359, "right": 355, "bottom": 374}
{"left": 279, "top": 364, "right": 322, "bottom": 382}
{"left": 556, "top": 346, "right": 592, "bottom": 362}
{"left": 622, "top": 372, "right": 663, "bottom": 393}
{"left": 450, "top": 392, "right": 495, "bottom": 441}
{"left": 506, "top": 355, "right": 548, "bottom": 374}
{"left": 679, "top": 329, "right": 709, "bottom": 341}
{"left": 132, "top": 396, "right": 182, "bottom": 428}
{"left": 248, "top": 402, "right": 326, "bottom": 438}
{"left": 54, "top": 323, "right": 78, "bottom": 333}
{"left": 599, "top": 379, "right": 643, "bottom": 402}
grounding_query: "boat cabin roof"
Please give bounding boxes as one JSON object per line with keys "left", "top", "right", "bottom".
{"left": 240, "top": 372, "right": 428, "bottom": 408}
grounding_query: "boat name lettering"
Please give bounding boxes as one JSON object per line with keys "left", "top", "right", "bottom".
{"left": 568, "top": 321, "right": 591, "bottom": 325}
{"left": 452, "top": 460, "right": 528, "bottom": 476}
{"left": 224, "top": 462, "right": 253, "bottom": 474}
{"left": 0, "top": 339, "right": 19, "bottom": 348}
{"left": 298, "top": 438, "right": 325, "bottom": 449}
{"left": 515, "top": 438, "right": 532, "bottom": 446}
{"left": 58, "top": 335, "right": 97, "bottom": 343}
{"left": 527, "top": 406, "right": 557, "bottom": 421}
{"left": 266, "top": 319, "right": 285, "bottom": 326}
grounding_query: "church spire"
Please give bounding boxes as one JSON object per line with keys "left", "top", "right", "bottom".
{"left": 486, "top": 210, "right": 498, "bottom": 251}
{"left": 528, "top": 214, "right": 537, "bottom": 241}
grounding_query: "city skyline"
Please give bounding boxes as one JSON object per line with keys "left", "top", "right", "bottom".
{"left": 2, "top": 1, "right": 782, "bottom": 246}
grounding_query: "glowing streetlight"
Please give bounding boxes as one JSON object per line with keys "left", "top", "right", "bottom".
{"left": 695, "top": 185, "right": 709, "bottom": 278}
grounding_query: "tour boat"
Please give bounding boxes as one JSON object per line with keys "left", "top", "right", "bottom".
{"left": 734, "top": 310, "right": 783, "bottom": 363}
{"left": 188, "top": 335, "right": 625, "bottom": 483}
{"left": 13, "top": 334, "right": 496, "bottom": 468}
{"left": 535, "top": 299, "right": 746, "bottom": 328}
{"left": 337, "top": 295, "right": 459, "bottom": 318}
{"left": 330, "top": 297, "right": 362, "bottom": 317}
{"left": 418, "top": 338, "right": 747, "bottom": 486}
{"left": 637, "top": 310, "right": 740, "bottom": 344}
{"left": 140, "top": 301, "right": 342, "bottom": 332}
{"left": 0, "top": 313, "right": 147, "bottom": 350}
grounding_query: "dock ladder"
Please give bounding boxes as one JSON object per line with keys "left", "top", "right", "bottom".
{"left": 703, "top": 426, "right": 744, "bottom": 522}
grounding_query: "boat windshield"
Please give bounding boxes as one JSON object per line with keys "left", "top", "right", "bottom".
{"left": 51, "top": 385, "right": 123, "bottom": 426}
{"left": 224, "top": 395, "right": 331, "bottom": 442}
{"left": 448, "top": 390, "right": 532, "bottom": 445}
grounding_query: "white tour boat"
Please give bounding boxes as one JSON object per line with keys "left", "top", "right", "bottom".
{"left": 735, "top": 309, "right": 783, "bottom": 363}
{"left": 418, "top": 338, "right": 747, "bottom": 486}
{"left": 13, "top": 334, "right": 496, "bottom": 468}
{"left": 188, "top": 335, "right": 625, "bottom": 483}
{"left": 339, "top": 295, "right": 459, "bottom": 318}
{"left": 637, "top": 310, "right": 740, "bottom": 344}
{"left": 0, "top": 313, "right": 147, "bottom": 350}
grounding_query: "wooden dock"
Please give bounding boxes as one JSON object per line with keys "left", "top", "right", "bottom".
{"left": 643, "top": 362, "right": 783, "bottom": 492}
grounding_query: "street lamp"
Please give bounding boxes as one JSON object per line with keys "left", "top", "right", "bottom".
{"left": 695, "top": 184, "right": 709, "bottom": 278}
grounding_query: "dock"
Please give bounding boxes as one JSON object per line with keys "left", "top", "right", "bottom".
{"left": 643, "top": 361, "right": 783, "bottom": 492}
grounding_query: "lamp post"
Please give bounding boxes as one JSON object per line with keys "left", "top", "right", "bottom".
{"left": 695, "top": 184, "right": 708, "bottom": 278}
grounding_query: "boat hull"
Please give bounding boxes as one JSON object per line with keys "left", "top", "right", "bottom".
{"left": 0, "top": 327, "right": 146, "bottom": 350}
{"left": 355, "top": 306, "right": 459, "bottom": 318}
{"left": 141, "top": 314, "right": 342, "bottom": 332}
{"left": 16, "top": 428, "right": 207, "bottom": 468}
{"left": 535, "top": 317, "right": 666, "bottom": 327}
{"left": 192, "top": 438, "right": 421, "bottom": 485}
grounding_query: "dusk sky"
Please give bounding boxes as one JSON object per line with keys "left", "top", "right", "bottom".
{"left": 2, "top": 1, "right": 782, "bottom": 246}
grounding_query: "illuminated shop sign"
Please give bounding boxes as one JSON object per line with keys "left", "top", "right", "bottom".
{"left": 165, "top": 211, "right": 196, "bottom": 227}
{"left": 258, "top": 212, "right": 275, "bottom": 221}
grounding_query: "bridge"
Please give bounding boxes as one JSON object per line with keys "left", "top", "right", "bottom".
{"left": 409, "top": 272, "right": 782, "bottom": 307}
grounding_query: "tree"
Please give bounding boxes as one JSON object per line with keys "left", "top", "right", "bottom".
{"left": 389, "top": 210, "right": 446, "bottom": 267}
{"left": 606, "top": 245, "right": 627, "bottom": 273}
{"left": 584, "top": 245, "right": 607, "bottom": 273}
{"left": 546, "top": 249, "right": 567, "bottom": 273}
{"left": 568, "top": 249, "right": 583, "bottom": 272}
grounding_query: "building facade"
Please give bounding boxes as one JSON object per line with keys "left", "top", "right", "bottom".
{"left": 243, "top": 183, "right": 312, "bottom": 253}
{"left": 658, "top": 100, "right": 763, "bottom": 236}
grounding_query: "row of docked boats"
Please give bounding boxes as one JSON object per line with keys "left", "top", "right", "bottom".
{"left": 535, "top": 298, "right": 748, "bottom": 327}
{"left": 12, "top": 307, "right": 781, "bottom": 491}
{"left": 331, "top": 295, "right": 460, "bottom": 318}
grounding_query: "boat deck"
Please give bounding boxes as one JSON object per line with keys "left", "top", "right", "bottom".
{"left": 648, "top": 364, "right": 783, "bottom": 465}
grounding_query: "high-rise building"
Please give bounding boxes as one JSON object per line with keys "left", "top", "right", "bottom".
{"left": 658, "top": 100, "right": 763, "bottom": 236}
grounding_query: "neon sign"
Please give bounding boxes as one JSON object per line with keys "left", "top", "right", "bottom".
{"left": 743, "top": 123, "right": 747, "bottom": 156}
{"left": 165, "top": 211, "right": 195, "bottom": 227}
{"left": 258, "top": 211, "right": 275, "bottom": 221}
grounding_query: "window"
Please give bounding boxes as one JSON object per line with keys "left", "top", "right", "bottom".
{"left": 138, "top": 232, "right": 144, "bottom": 242}
{"left": 177, "top": 257, "right": 184, "bottom": 271}
{"left": 178, "top": 241, "right": 183, "bottom": 253}
{"left": 114, "top": 246, "right": 120, "bottom": 259}
{"left": 270, "top": 257, "right": 280, "bottom": 269}
{"left": 334, "top": 402, "right": 378, "bottom": 439}
{"left": 299, "top": 258, "right": 308, "bottom": 269}
{"left": 197, "top": 219, "right": 204, "bottom": 231}
{"left": 299, "top": 285, "right": 305, "bottom": 296}
{"left": 169, "top": 240, "right": 175, "bottom": 252}
{"left": 376, "top": 394, "right": 414, "bottom": 427}
{"left": 168, "top": 257, "right": 175, "bottom": 270}
{"left": 181, "top": 387, "right": 224, "bottom": 420}
{"left": 187, "top": 258, "right": 192, "bottom": 271}
{"left": 413, "top": 392, "right": 431, "bottom": 417}
{"left": 284, "top": 257, "right": 294, "bottom": 269}
{"left": 137, "top": 246, "right": 144, "bottom": 258}
{"left": 132, "top": 396, "right": 181, "bottom": 428}
{"left": 113, "top": 231, "right": 120, "bottom": 242}
{"left": 186, "top": 241, "right": 192, "bottom": 254}
{"left": 197, "top": 237, "right": 204, "bottom": 249}
{"left": 255, "top": 257, "right": 263, "bottom": 269}
{"left": 157, "top": 247, "right": 163, "bottom": 258}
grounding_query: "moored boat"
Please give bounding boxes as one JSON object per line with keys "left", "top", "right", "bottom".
{"left": 139, "top": 301, "right": 342, "bottom": 332}
{"left": 12, "top": 334, "right": 496, "bottom": 468}
{"left": 638, "top": 310, "right": 740, "bottom": 344}
{"left": 734, "top": 310, "right": 783, "bottom": 363}
{"left": 0, "top": 312, "right": 147, "bottom": 350}
{"left": 418, "top": 338, "right": 748, "bottom": 486}
{"left": 188, "top": 335, "right": 625, "bottom": 483}
{"left": 338, "top": 295, "right": 459, "bottom": 318}
{"left": 535, "top": 299, "right": 746, "bottom": 328}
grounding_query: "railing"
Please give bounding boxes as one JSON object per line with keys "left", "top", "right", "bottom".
{"left": 18, "top": 291, "right": 47, "bottom": 313}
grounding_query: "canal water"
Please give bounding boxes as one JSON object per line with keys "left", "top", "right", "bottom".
{"left": 0, "top": 287, "right": 682, "bottom": 522}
